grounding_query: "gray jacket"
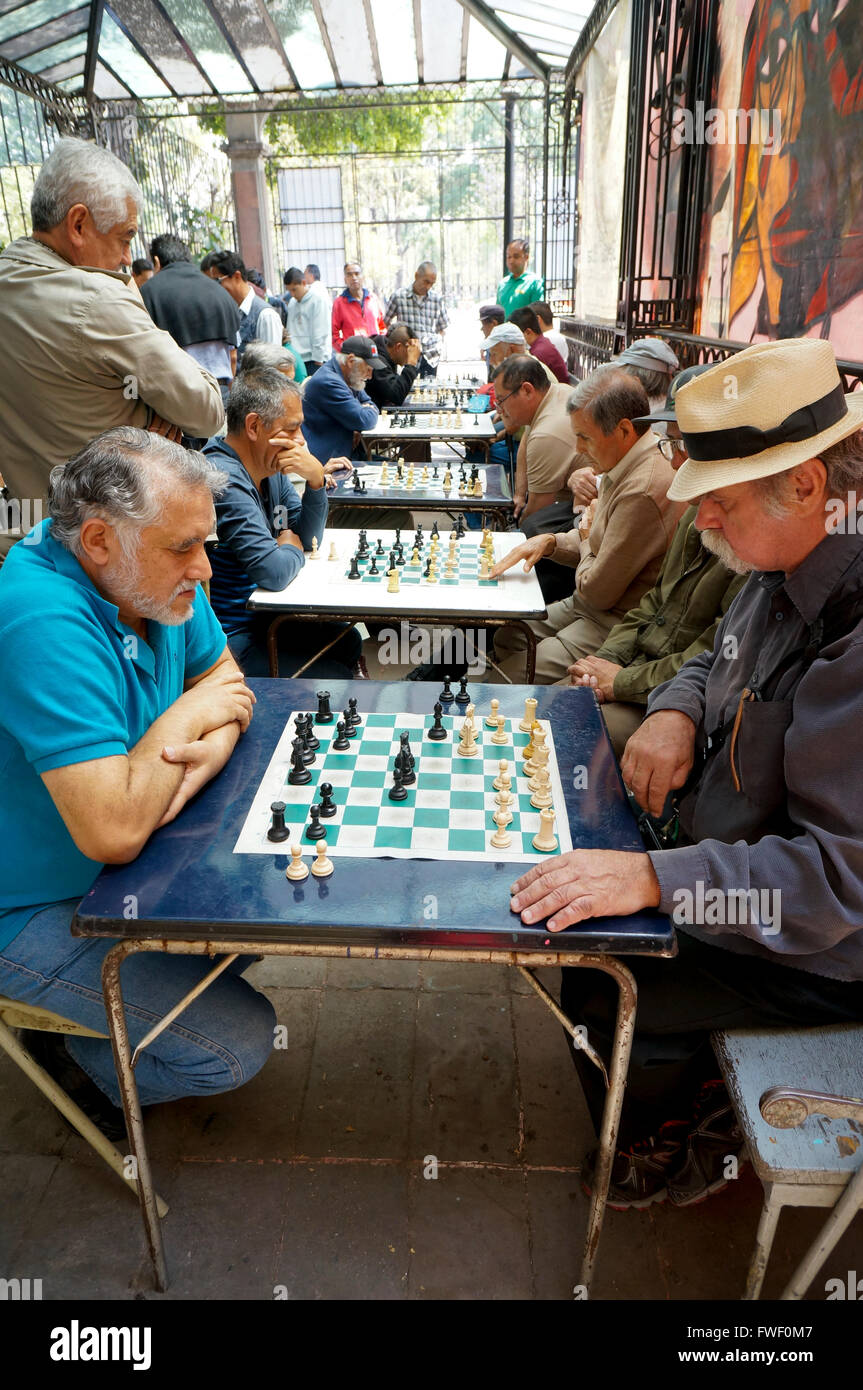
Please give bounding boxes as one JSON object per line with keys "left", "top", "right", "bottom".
{"left": 647, "top": 528, "right": 863, "bottom": 981}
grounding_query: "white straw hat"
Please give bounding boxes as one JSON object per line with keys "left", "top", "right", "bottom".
{"left": 668, "top": 339, "right": 863, "bottom": 502}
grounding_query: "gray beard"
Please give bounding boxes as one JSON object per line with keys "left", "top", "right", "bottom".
{"left": 109, "top": 554, "right": 196, "bottom": 627}
{"left": 699, "top": 528, "right": 756, "bottom": 576}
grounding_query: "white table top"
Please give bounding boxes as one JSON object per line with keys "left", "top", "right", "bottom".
{"left": 363, "top": 413, "right": 496, "bottom": 440}
{"left": 247, "top": 528, "right": 545, "bottom": 617}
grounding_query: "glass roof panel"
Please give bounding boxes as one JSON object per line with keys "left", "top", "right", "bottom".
{"left": 268, "top": 0, "right": 333, "bottom": 89}
{"left": 210, "top": 0, "right": 295, "bottom": 90}
{"left": 465, "top": 16, "right": 507, "bottom": 81}
{"left": 504, "top": 14, "right": 579, "bottom": 48}
{"left": 317, "top": 0, "right": 375, "bottom": 87}
{"left": 98, "top": 10, "right": 173, "bottom": 95}
{"left": 16, "top": 30, "right": 85, "bottom": 69}
{"left": 111, "top": 0, "right": 217, "bottom": 94}
{"left": 419, "top": 0, "right": 462, "bottom": 83}
{"left": 157, "top": 0, "right": 255, "bottom": 92}
{"left": 497, "top": 0, "right": 587, "bottom": 30}
{"left": 368, "top": 0, "right": 416, "bottom": 87}
{"left": 0, "top": 0, "right": 85, "bottom": 43}
{"left": 536, "top": 49, "right": 568, "bottom": 67}
{"left": 0, "top": 9, "right": 88, "bottom": 61}
{"left": 42, "top": 55, "right": 86, "bottom": 81}
{"left": 93, "top": 58, "right": 133, "bottom": 95}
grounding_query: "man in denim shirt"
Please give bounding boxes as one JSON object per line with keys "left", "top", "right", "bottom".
{"left": 206, "top": 369, "right": 361, "bottom": 678}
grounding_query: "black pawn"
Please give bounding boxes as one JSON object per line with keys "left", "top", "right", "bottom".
{"left": 432, "top": 467, "right": 439, "bottom": 481}
{"left": 454, "top": 676, "right": 470, "bottom": 706}
{"left": 305, "top": 805, "right": 327, "bottom": 841}
{"left": 347, "top": 697, "right": 361, "bottom": 727}
{"left": 316, "top": 691, "right": 333, "bottom": 724}
{"left": 439, "top": 675, "right": 454, "bottom": 704}
{"left": 319, "top": 782, "right": 337, "bottom": 818}
{"left": 332, "top": 719, "right": 351, "bottom": 750}
{"left": 342, "top": 708, "right": 358, "bottom": 737}
{"left": 395, "top": 528, "right": 402, "bottom": 546}
{"left": 427, "top": 702, "right": 447, "bottom": 740}
{"left": 388, "top": 768, "right": 408, "bottom": 802}
{"left": 267, "top": 801, "right": 290, "bottom": 842}
{"left": 287, "top": 739, "right": 311, "bottom": 785}
{"left": 360, "top": 479, "right": 366, "bottom": 493}
{"left": 302, "top": 713, "right": 320, "bottom": 751}
{"left": 369, "top": 556, "right": 379, "bottom": 576}
{"left": 375, "top": 538, "right": 385, "bottom": 556}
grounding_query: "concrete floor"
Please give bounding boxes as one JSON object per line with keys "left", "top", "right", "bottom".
{"left": 2, "top": 954, "right": 861, "bottom": 1302}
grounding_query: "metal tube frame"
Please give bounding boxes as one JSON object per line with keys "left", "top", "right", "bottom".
{"left": 99, "top": 937, "right": 638, "bottom": 1295}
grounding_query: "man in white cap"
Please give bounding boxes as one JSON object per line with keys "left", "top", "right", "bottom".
{"left": 615, "top": 337, "right": 680, "bottom": 409}
{"left": 486, "top": 321, "right": 557, "bottom": 386}
{"left": 510, "top": 338, "right": 863, "bottom": 1211}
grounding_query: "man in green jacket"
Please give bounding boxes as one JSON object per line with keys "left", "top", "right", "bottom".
{"left": 568, "top": 366, "right": 745, "bottom": 756}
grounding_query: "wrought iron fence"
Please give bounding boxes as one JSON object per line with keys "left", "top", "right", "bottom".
{"left": 0, "top": 56, "right": 88, "bottom": 247}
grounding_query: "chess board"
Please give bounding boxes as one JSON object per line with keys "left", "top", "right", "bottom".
{"left": 364, "top": 413, "right": 495, "bottom": 439}
{"left": 233, "top": 708, "right": 573, "bottom": 863}
{"left": 366, "top": 465, "right": 486, "bottom": 497}
{"left": 345, "top": 537, "right": 497, "bottom": 586}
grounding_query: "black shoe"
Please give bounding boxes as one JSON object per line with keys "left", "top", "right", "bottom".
{"left": 582, "top": 1119, "right": 690, "bottom": 1211}
{"left": 20, "top": 1029, "right": 129, "bottom": 1144}
{"left": 666, "top": 1079, "right": 747, "bottom": 1207}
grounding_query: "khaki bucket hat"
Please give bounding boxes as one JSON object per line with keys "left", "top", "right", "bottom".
{"left": 668, "top": 339, "right": 863, "bottom": 502}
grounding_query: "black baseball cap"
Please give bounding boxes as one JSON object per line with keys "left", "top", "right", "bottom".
{"left": 479, "top": 303, "right": 505, "bottom": 324}
{"left": 341, "top": 335, "right": 377, "bottom": 360}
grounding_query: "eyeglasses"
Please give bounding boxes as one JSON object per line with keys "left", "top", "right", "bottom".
{"left": 658, "top": 435, "right": 687, "bottom": 460}
{"left": 495, "top": 385, "right": 523, "bottom": 411}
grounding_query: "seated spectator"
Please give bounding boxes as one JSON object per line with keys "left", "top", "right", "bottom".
{"left": 239, "top": 338, "right": 305, "bottom": 385}
{"left": 283, "top": 265, "right": 332, "bottom": 375}
{"left": 332, "top": 261, "right": 385, "bottom": 351}
{"left": 491, "top": 355, "right": 582, "bottom": 523}
{"left": 613, "top": 337, "right": 679, "bottom": 409}
{"left": 529, "top": 301, "right": 568, "bottom": 366}
{"left": 0, "top": 427, "right": 274, "bottom": 1138}
{"left": 510, "top": 338, "right": 863, "bottom": 1211}
{"left": 508, "top": 306, "right": 569, "bottom": 383}
{"left": 131, "top": 257, "right": 153, "bottom": 289}
{"left": 367, "top": 324, "right": 422, "bottom": 408}
{"left": 479, "top": 303, "right": 505, "bottom": 337}
{"left": 567, "top": 366, "right": 746, "bottom": 755}
{"left": 205, "top": 369, "right": 362, "bottom": 679}
{"left": 300, "top": 335, "right": 379, "bottom": 463}
{"left": 492, "top": 366, "right": 682, "bottom": 680}
{"left": 141, "top": 233, "right": 240, "bottom": 409}
{"left": 486, "top": 322, "right": 557, "bottom": 386}
{"left": 205, "top": 250, "right": 283, "bottom": 362}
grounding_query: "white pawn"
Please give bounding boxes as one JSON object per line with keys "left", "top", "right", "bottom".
{"left": 485, "top": 697, "right": 500, "bottom": 729}
{"left": 490, "top": 808, "right": 512, "bottom": 849}
{"left": 458, "top": 718, "right": 478, "bottom": 757}
{"left": 328, "top": 541, "right": 339, "bottom": 562}
{"left": 529, "top": 767, "right": 553, "bottom": 809}
{"left": 285, "top": 844, "right": 309, "bottom": 881}
{"left": 491, "top": 715, "right": 508, "bottom": 746}
{"left": 493, "top": 759, "right": 511, "bottom": 792}
{"left": 311, "top": 839, "right": 334, "bottom": 877}
{"left": 494, "top": 789, "right": 514, "bottom": 824}
{"left": 532, "top": 808, "right": 558, "bottom": 854}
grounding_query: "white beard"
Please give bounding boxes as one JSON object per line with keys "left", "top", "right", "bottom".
{"left": 109, "top": 553, "right": 196, "bottom": 627}
{"left": 699, "top": 528, "right": 756, "bottom": 575}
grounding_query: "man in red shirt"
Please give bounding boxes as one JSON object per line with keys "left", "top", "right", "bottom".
{"left": 331, "top": 261, "right": 384, "bottom": 350}
{"left": 509, "top": 306, "right": 569, "bottom": 384}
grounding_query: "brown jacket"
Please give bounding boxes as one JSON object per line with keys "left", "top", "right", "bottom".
{"left": 0, "top": 237, "right": 224, "bottom": 520}
{"left": 551, "top": 429, "right": 683, "bottom": 618}
{"left": 518, "top": 382, "right": 580, "bottom": 504}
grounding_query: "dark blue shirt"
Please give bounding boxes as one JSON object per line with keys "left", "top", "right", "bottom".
{"left": 299, "top": 353, "right": 378, "bottom": 463}
{"left": 205, "top": 438, "right": 329, "bottom": 636}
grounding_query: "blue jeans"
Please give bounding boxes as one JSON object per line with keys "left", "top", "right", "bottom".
{"left": 0, "top": 900, "right": 275, "bottom": 1108}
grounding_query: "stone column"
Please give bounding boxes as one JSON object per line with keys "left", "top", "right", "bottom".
{"left": 223, "top": 110, "right": 277, "bottom": 293}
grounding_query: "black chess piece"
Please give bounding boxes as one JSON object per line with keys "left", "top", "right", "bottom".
{"left": 295, "top": 718, "right": 315, "bottom": 765}
{"left": 368, "top": 555, "right": 379, "bottom": 576}
{"left": 395, "top": 528, "right": 402, "bottom": 546}
{"left": 305, "top": 805, "right": 327, "bottom": 841}
{"left": 267, "top": 801, "right": 290, "bottom": 842}
{"left": 332, "top": 719, "right": 351, "bottom": 750}
{"left": 423, "top": 556, "right": 431, "bottom": 579}
{"left": 395, "top": 544, "right": 405, "bottom": 566}
{"left": 439, "top": 675, "right": 454, "bottom": 704}
{"left": 347, "top": 554, "right": 361, "bottom": 580}
{"left": 454, "top": 676, "right": 470, "bottom": 706}
{"left": 318, "top": 782, "right": 337, "bottom": 818}
{"left": 360, "top": 479, "right": 366, "bottom": 493}
{"left": 342, "top": 707, "right": 358, "bottom": 737}
{"left": 287, "top": 738, "right": 311, "bottom": 785}
{"left": 315, "top": 691, "right": 333, "bottom": 724}
{"left": 375, "top": 538, "right": 385, "bottom": 556}
{"left": 432, "top": 466, "right": 439, "bottom": 482}
{"left": 388, "top": 768, "right": 408, "bottom": 802}
{"left": 302, "top": 713, "right": 320, "bottom": 751}
{"left": 357, "top": 529, "right": 369, "bottom": 554}
{"left": 352, "top": 469, "right": 361, "bottom": 492}
{"left": 427, "top": 702, "right": 447, "bottom": 741}
{"left": 431, "top": 521, "right": 439, "bottom": 538}
{"left": 347, "top": 697, "right": 361, "bottom": 727}
{"left": 398, "top": 732, "right": 416, "bottom": 782}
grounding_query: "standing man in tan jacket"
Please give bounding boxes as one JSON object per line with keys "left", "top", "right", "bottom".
{"left": 492, "top": 367, "right": 683, "bottom": 680}
{"left": 0, "top": 138, "right": 224, "bottom": 561}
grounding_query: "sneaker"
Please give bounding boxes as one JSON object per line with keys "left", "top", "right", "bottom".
{"left": 20, "top": 1029, "right": 129, "bottom": 1144}
{"left": 582, "top": 1119, "right": 690, "bottom": 1211}
{"left": 667, "top": 1079, "right": 746, "bottom": 1207}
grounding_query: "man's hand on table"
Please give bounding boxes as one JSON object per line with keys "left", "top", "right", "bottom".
{"left": 510, "top": 849, "right": 661, "bottom": 932}
{"left": 620, "top": 709, "right": 697, "bottom": 818}
{"left": 175, "top": 664, "right": 256, "bottom": 737}
{"left": 567, "top": 655, "right": 622, "bottom": 702}
{"left": 157, "top": 724, "right": 238, "bottom": 826}
{"left": 490, "top": 533, "right": 554, "bottom": 579}
{"left": 323, "top": 457, "right": 353, "bottom": 489}
{"left": 271, "top": 433, "right": 326, "bottom": 489}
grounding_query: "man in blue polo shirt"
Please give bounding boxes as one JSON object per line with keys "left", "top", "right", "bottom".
{"left": 0, "top": 427, "right": 275, "bottom": 1138}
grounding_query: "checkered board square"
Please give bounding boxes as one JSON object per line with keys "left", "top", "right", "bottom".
{"left": 345, "top": 541, "right": 498, "bottom": 587}
{"left": 369, "top": 468, "right": 484, "bottom": 498}
{"left": 233, "top": 709, "right": 573, "bottom": 863}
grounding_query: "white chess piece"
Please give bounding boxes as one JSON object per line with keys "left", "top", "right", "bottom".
{"left": 490, "top": 808, "right": 512, "bottom": 849}
{"left": 310, "top": 839, "right": 334, "bottom": 877}
{"left": 493, "top": 759, "right": 511, "bottom": 792}
{"left": 286, "top": 844, "right": 309, "bottom": 881}
{"left": 485, "top": 697, "right": 500, "bottom": 729}
{"left": 532, "top": 808, "right": 558, "bottom": 853}
{"left": 519, "top": 697, "right": 538, "bottom": 733}
{"left": 491, "top": 715, "right": 508, "bottom": 746}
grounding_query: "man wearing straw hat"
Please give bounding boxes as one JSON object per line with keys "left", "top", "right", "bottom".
{"left": 510, "top": 338, "right": 863, "bottom": 1211}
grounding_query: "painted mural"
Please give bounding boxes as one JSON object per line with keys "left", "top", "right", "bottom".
{"left": 699, "top": 0, "right": 863, "bottom": 358}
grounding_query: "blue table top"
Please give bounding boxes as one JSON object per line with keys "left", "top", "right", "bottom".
{"left": 73, "top": 680, "right": 675, "bottom": 957}
{"left": 329, "top": 463, "right": 512, "bottom": 510}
